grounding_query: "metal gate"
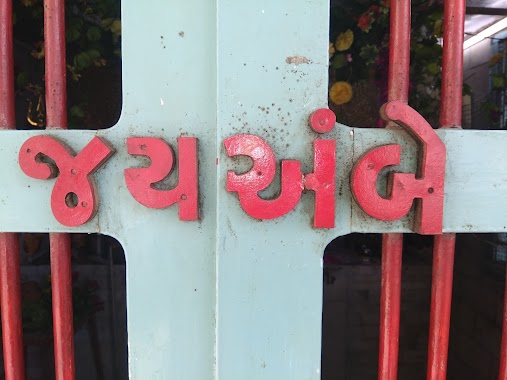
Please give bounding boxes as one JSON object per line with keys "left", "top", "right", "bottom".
{"left": 1, "top": 0, "right": 507, "bottom": 379}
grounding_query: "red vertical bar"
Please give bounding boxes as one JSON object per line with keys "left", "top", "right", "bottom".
{"left": 426, "top": 0, "right": 464, "bottom": 378}
{"left": 43, "top": 1, "right": 74, "bottom": 379}
{"left": 0, "top": 0, "right": 15, "bottom": 128}
{"left": 499, "top": 260, "right": 507, "bottom": 380}
{"left": 427, "top": 234, "right": 456, "bottom": 380}
{"left": 44, "top": 0, "right": 67, "bottom": 130}
{"left": 0, "top": 234, "right": 25, "bottom": 380}
{"left": 387, "top": 0, "right": 411, "bottom": 105}
{"left": 0, "top": 1, "right": 26, "bottom": 379}
{"left": 378, "top": 1, "right": 411, "bottom": 379}
{"left": 440, "top": 0, "right": 465, "bottom": 129}
{"left": 49, "top": 233, "right": 74, "bottom": 380}
{"left": 378, "top": 233, "right": 403, "bottom": 380}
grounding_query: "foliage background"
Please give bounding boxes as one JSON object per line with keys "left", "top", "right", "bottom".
{"left": 13, "top": 0, "right": 121, "bottom": 130}
{"left": 328, "top": 0, "right": 464, "bottom": 128}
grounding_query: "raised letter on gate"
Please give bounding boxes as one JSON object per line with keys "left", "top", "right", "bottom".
{"left": 124, "top": 137, "right": 198, "bottom": 221}
{"left": 19, "top": 136, "right": 114, "bottom": 227}
{"left": 224, "top": 134, "right": 303, "bottom": 220}
{"left": 224, "top": 123, "right": 336, "bottom": 228}
{"left": 350, "top": 101, "right": 446, "bottom": 235}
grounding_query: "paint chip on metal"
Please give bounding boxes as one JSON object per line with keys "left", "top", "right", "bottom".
{"left": 285, "top": 56, "right": 310, "bottom": 65}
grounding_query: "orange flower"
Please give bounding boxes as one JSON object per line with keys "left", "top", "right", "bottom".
{"left": 329, "top": 82, "right": 353, "bottom": 105}
{"left": 358, "top": 14, "right": 372, "bottom": 32}
{"left": 489, "top": 53, "right": 504, "bottom": 67}
{"left": 335, "top": 30, "right": 354, "bottom": 51}
{"left": 329, "top": 42, "right": 336, "bottom": 58}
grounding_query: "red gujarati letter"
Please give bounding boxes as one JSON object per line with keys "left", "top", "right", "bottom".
{"left": 124, "top": 137, "right": 198, "bottom": 221}
{"left": 305, "top": 108, "right": 337, "bottom": 228}
{"left": 19, "top": 136, "right": 114, "bottom": 227}
{"left": 350, "top": 100, "right": 446, "bottom": 234}
{"left": 224, "top": 134, "right": 303, "bottom": 220}
{"left": 304, "top": 140, "right": 336, "bottom": 228}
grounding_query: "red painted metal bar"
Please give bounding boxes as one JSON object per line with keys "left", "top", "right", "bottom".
{"left": 44, "top": 1, "right": 75, "bottom": 379}
{"left": 0, "top": 1, "right": 26, "bottom": 379}
{"left": 440, "top": 0, "right": 465, "bottom": 130}
{"left": 426, "top": 0, "right": 464, "bottom": 378}
{"left": 44, "top": 0, "right": 68, "bottom": 129}
{"left": 500, "top": 264, "right": 507, "bottom": 380}
{"left": 378, "top": 1, "right": 411, "bottom": 379}
{"left": 378, "top": 233, "right": 403, "bottom": 380}
{"left": 427, "top": 234, "right": 457, "bottom": 380}
{"left": 387, "top": 0, "right": 411, "bottom": 105}
{"left": 49, "top": 233, "right": 75, "bottom": 380}
{"left": 0, "top": 236, "right": 25, "bottom": 380}
{"left": 0, "top": 0, "right": 15, "bottom": 128}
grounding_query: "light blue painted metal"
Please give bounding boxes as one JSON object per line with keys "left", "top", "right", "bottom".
{"left": 1, "top": 0, "right": 506, "bottom": 379}
{"left": 216, "top": 2, "right": 328, "bottom": 379}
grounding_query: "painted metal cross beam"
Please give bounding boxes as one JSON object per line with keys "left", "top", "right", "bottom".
{"left": 1, "top": 114, "right": 505, "bottom": 235}
{"left": 0, "top": 0, "right": 505, "bottom": 379}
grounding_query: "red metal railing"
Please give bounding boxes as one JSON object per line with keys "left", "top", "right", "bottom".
{"left": 49, "top": 234, "right": 75, "bottom": 380}
{"left": 500, "top": 263, "right": 507, "bottom": 379}
{"left": 379, "top": 0, "right": 465, "bottom": 379}
{"left": 378, "top": 234, "right": 403, "bottom": 379}
{"left": 0, "top": 0, "right": 26, "bottom": 379}
{"left": 427, "top": 234, "right": 457, "bottom": 379}
{"left": 426, "top": 0, "right": 464, "bottom": 378}
{"left": 378, "top": 0, "right": 411, "bottom": 378}
{"left": 44, "top": 0, "right": 76, "bottom": 379}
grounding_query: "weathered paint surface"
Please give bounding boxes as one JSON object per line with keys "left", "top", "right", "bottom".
{"left": 0, "top": 0, "right": 506, "bottom": 379}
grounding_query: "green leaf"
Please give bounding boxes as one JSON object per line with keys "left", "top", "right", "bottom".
{"left": 66, "top": 27, "right": 81, "bottom": 42}
{"left": 70, "top": 105, "right": 85, "bottom": 119}
{"left": 463, "top": 83, "right": 472, "bottom": 96}
{"left": 74, "top": 52, "right": 91, "bottom": 70}
{"left": 16, "top": 72, "right": 29, "bottom": 89}
{"left": 425, "top": 63, "right": 440, "bottom": 75}
{"left": 331, "top": 54, "right": 347, "bottom": 69}
{"left": 492, "top": 75, "right": 505, "bottom": 89}
{"left": 31, "top": 7, "right": 43, "bottom": 19}
{"left": 429, "top": 9, "right": 444, "bottom": 21}
{"left": 359, "top": 45, "right": 379, "bottom": 66}
{"left": 87, "top": 49, "right": 101, "bottom": 61}
{"left": 433, "top": 19, "right": 443, "bottom": 38}
{"left": 111, "top": 19, "right": 121, "bottom": 35}
{"left": 414, "top": 44, "right": 442, "bottom": 60}
{"left": 86, "top": 26, "right": 102, "bottom": 42}
{"left": 100, "top": 17, "right": 114, "bottom": 30}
